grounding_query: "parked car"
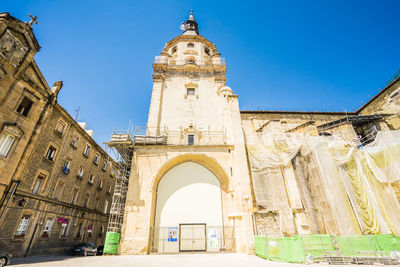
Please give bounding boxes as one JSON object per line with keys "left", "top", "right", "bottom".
{"left": 96, "top": 245, "right": 104, "bottom": 255}
{"left": 72, "top": 242, "right": 97, "bottom": 256}
{"left": 0, "top": 253, "right": 11, "bottom": 267}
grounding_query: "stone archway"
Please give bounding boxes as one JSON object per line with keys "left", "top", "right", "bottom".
{"left": 148, "top": 153, "right": 231, "bottom": 253}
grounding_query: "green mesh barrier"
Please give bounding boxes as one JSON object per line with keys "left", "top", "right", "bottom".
{"left": 335, "top": 235, "right": 376, "bottom": 256}
{"left": 254, "top": 236, "right": 267, "bottom": 259}
{"left": 265, "top": 236, "right": 305, "bottom": 263}
{"left": 104, "top": 232, "right": 121, "bottom": 255}
{"left": 103, "top": 244, "right": 119, "bottom": 255}
{"left": 255, "top": 234, "right": 400, "bottom": 262}
{"left": 374, "top": 234, "right": 400, "bottom": 252}
{"left": 300, "top": 234, "right": 335, "bottom": 257}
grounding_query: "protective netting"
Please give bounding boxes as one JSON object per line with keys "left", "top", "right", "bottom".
{"left": 301, "top": 234, "right": 335, "bottom": 257}
{"left": 104, "top": 232, "right": 121, "bottom": 255}
{"left": 254, "top": 236, "right": 305, "bottom": 263}
{"left": 255, "top": 234, "right": 400, "bottom": 262}
{"left": 254, "top": 236, "right": 268, "bottom": 259}
{"left": 247, "top": 129, "right": 400, "bottom": 236}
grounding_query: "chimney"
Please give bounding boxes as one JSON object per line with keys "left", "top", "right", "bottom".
{"left": 51, "top": 81, "right": 63, "bottom": 96}
{"left": 78, "top": 122, "right": 86, "bottom": 129}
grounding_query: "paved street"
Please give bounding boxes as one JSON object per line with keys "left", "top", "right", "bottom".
{"left": 10, "top": 254, "right": 389, "bottom": 267}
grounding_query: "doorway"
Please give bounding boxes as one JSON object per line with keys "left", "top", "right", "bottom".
{"left": 179, "top": 223, "right": 206, "bottom": 252}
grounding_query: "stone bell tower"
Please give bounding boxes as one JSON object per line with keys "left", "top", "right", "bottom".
{"left": 120, "top": 11, "right": 254, "bottom": 254}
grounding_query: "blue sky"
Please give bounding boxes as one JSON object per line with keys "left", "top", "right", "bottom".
{"left": 2, "top": 0, "right": 400, "bottom": 146}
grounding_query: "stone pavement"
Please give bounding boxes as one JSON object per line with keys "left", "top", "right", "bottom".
{"left": 10, "top": 254, "right": 385, "bottom": 267}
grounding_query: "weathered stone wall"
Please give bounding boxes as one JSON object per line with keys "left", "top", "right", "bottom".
{"left": 358, "top": 79, "right": 400, "bottom": 130}
{"left": 0, "top": 104, "right": 116, "bottom": 256}
{"left": 0, "top": 13, "right": 51, "bottom": 199}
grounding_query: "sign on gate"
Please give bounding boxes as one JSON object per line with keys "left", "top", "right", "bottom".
{"left": 208, "top": 228, "right": 219, "bottom": 249}
{"left": 168, "top": 227, "right": 177, "bottom": 242}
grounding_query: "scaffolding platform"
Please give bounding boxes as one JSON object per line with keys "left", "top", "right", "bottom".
{"left": 103, "top": 127, "right": 134, "bottom": 254}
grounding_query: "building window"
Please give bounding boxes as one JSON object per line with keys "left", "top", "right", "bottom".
{"left": 55, "top": 120, "right": 67, "bottom": 135}
{"left": 187, "top": 88, "right": 195, "bottom": 95}
{"left": 0, "top": 133, "right": 15, "bottom": 157}
{"left": 42, "top": 218, "right": 54, "bottom": 238}
{"left": 76, "top": 222, "right": 83, "bottom": 238}
{"left": 54, "top": 181, "right": 64, "bottom": 200}
{"left": 104, "top": 200, "right": 109, "bottom": 214}
{"left": 187, "top": 43, "right": 194, "bottom": 48}
{"left": 88, "top": 224, "right": 94, "bottom": 238}
{"left": 62, "top": 160, "right": 71, "bottom": 175}
{"left": 60, "top": 219, "right": 70, "bottom": 238}
{"left": 204, "top": 47, "right": 210, "bottom": 56}
{"left": 188, "top": 134, "right": 194, "bottom": 145}
{"left": 98, "top": 180, "right": 103, "bottom": 189}
{"left": 15, "top": 215, "right": 30, "bottom": 238}
{"left": 102, "top": 161, "right": 107, "bottom": 171}
{"left": 83, "top": 193, "right": 90, "bottom": 208}
{"left": 95, "top": 198, "right": 100, "bottom": 210}
{"left": 83, "top": 144, "right": 90, "bottom": 157}
{"left": 98, "top": 225, "right": 104, "bottom": 238}
{"left": 16, "top": 97, "right": 33, "bottom": 117}
{"left": 71, "top": 134, "right": 79, "bottom": 148}
{"left": 171, "top": 46, "right": 177, "bottom": 54}
{"left": 71, "top": 188, "right": 79, "bottom": 204}
{"left": 110, "top": 168, "right": 115, "bottom": 177}
{"left": 63, "top": 161, "right": 70, "bottom": 169}
{"left": 186, "top": 59, "right": 195, "bottom": 64}
{"left": 94, "top": 154, "right": 99, "bottom": 165}
{"left": 107, "top": 184, "right": 112, "bottom": 194}
{"left": 45, "top": 146, "right": 57, "bottom": 161}
{"left": 32, "top": 174, "right": 46, "bottom": 194}
{"left": 88, "top": 174, "right": 95, "bottom": 184}
{"left": 389, "top": 88, "right": 400, "bottom": 102}
{"left": 77, "top": 166, "right": 84, "bottom": 178}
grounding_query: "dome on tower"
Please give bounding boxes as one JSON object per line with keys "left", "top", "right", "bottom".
{"left": 180, "top": 10, "right": 199, "bottom": 35}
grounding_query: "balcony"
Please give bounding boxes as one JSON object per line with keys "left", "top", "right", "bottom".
{"left": 154, "top": 56, "right": 225, "bottom": 66}
{"left": 133, "top": 126, "right": 227, "bottom": 146}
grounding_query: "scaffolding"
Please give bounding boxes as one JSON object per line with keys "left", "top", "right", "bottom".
{"left": 103, "top": 126, "right": 134, "bottom": 254}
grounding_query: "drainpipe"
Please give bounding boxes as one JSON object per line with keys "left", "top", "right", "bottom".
{"left": 0, "top": 179, "right": 20, "bottom": 222}
{"left": 24, "top": 210, "right": 42, "bottom": 257}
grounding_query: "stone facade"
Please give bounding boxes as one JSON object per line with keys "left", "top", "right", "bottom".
{"left": 0, "top": 12, "right": 51, "bottom": 200}
{"left": 0, "top": 13, "right": 116, "bottom": 257}
{"left": 120, "top": 13, "right": 254, "bottom": 255}
{"left": 119, "top": 12, "right": 400, "bottom": 255}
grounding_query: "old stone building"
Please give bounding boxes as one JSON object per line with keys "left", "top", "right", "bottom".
{"left": 0, "top": 12, "right": 53, "bottom": 202}
{"left": 114, "top": 12, "right": 400, "bottom": 255}
{"left": 0, "top": 13, "right": 116, "bottom": 256}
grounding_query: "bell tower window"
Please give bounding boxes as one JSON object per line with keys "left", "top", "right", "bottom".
{"left": 187, "top": 43, "right": 194, "bottom": 48}
{"left": 187, "top": 88, "right": 195, "bottom": 95}
{"left": 204, "top": 47, "right": 210, "bottom": 56}
{"left": 171, "top": 46, "right": 177, "bottom": 54}
{"left": 188, "top": 134, "right": 194, "bottom": 145}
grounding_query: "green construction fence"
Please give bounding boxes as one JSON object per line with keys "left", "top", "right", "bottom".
{"left": 104, "top": 232, "right": 121, "bottom": 255}
{"left": 254, "top": 234, "right": 400, "bottom": 263}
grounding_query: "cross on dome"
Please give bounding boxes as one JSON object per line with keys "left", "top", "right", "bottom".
{"left": 28, "top": 14, "right": 38, "bottom": 27}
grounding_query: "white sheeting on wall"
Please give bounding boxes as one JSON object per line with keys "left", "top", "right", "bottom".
{"left": 246, "top": 129, "right": 400, "bottom": 236}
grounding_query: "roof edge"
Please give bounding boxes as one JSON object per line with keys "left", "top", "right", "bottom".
{"left": 356, "top": 75, "right": 400, "bottom": 114}
{"left": 240, "top": 110, "right": 355, "bottom": 115}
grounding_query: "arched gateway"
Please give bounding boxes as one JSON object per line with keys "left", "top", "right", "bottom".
{"left": 152, "top": 157, "right": 227, "bottom": 253}
{"left": 118, "top": 11, "right": 254, "bottom": 254}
